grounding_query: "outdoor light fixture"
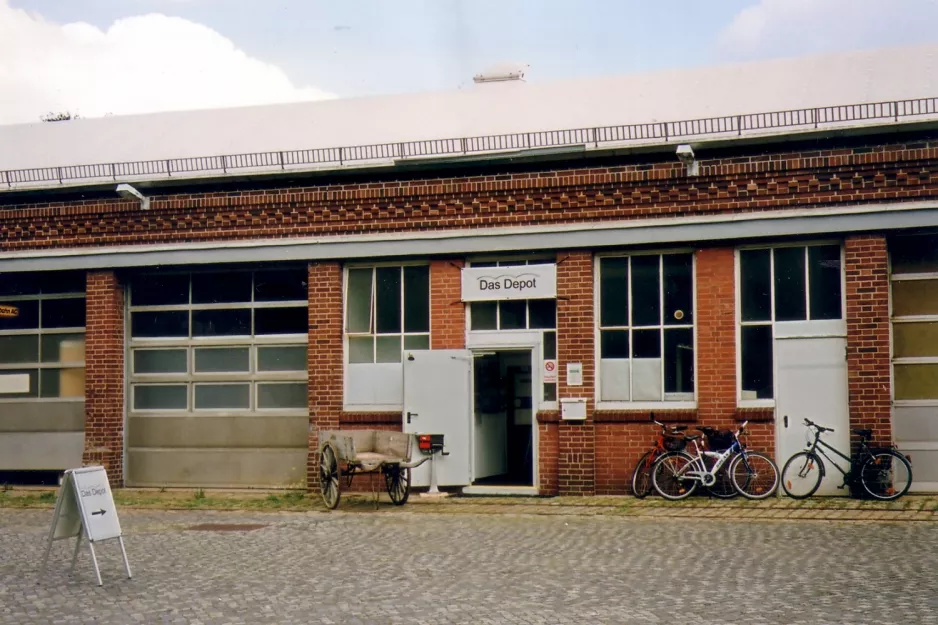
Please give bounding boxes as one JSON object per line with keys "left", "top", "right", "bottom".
{"left": 115, "top": 183, "right": 150, "bottom": 210}
{"left": 676, "top": 144, "right": 699, "bottom": 176}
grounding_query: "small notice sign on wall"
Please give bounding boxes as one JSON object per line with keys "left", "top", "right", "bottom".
{"left": 543, "top": 360, "right": 558, "bottom": 384}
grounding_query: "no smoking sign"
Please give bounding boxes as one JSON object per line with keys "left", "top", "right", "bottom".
{"left": 543, "top": 359, "right": 558, "bottom": 383}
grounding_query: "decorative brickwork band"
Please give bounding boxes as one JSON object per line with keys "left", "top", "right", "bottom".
{"left": 845, "top": 235, "right": 893, "bottom": 446}
{"left": 430, "top": 259, "right": 466, "bottom": 349}
{"left": 555, "top": 250, "right": 595, "bottom": 495}
{"left": 82, "top": 271, "right": 125, "bottom": 486}
{"left": 307, "top": 261, "right": 344, "bottom": 490}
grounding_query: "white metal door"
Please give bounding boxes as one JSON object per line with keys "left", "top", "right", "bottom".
{"left": 403, "top": 349, "right": 472, "bottom": 487}
{"left": 775, "top": 321, "right": 850, "bottom": 496}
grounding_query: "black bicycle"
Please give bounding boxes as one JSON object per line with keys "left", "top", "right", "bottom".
{"left": 781, "top": 418, "right": 913, "bottom": 501}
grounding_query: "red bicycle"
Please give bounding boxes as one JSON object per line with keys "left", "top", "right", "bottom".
{"left": 630, "top": 417, "right": 688, "bottom": 498}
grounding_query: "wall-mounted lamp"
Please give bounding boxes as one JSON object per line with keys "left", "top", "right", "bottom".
{"left": 676, "top": 144, "right": 699, "bottom": 176}
{"left": 116, "top": 183, "right": 150, "bottom": 210}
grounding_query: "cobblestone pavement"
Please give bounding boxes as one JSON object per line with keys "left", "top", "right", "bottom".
{"left": 2, "top": 507, "right": 937, "bottom": 625}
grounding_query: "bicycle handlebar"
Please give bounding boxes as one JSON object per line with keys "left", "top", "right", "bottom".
{"left": 803, "top": 418, "right": 835, "bottom": 433}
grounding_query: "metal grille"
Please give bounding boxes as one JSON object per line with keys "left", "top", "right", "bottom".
{"left": 3, "top": 96, "right": 938, "bottom": 190}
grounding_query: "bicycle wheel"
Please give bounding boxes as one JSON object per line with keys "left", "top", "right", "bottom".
{"left": 630, "top": 450, "right": 657, "bottom": 499}
{"left": 706, "top": 455, "right": 739, "bottom": 499}
{"left": 651, "top": 451, "right": 698, "bottom": 500}
{"left": 859, "top": 450, "right": 913, "bottom": 501}
{"left": 781, "top": 451, "right": 824, "bottom": 499}
{"left": 729, "top": 451, "right": 779, "bottom": 500}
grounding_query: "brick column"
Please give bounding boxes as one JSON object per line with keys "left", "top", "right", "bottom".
{"left": 430, "top": 259, "right": 465, "bottom": 349}
{"left": 556, "top": 251, "right": 595, "bottom": 495}
{"left": 307, "top": 261, "right": 344, "bottom": 490}
{"left": 82, "top": 271, "right": 125, "bottom": 487}
{"left": 845, "top": 235, "right": 892, "bottom": 446}
{"left": 695, "top": 247, "right": 737, "bottom": 426}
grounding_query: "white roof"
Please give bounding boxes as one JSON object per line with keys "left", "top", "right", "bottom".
{"left": 2, "top": 43, "right": 938, "bottom": 173}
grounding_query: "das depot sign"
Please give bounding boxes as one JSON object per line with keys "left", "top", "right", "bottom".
{"left": 461, "top": 263, "right": 557, "bottom": 302}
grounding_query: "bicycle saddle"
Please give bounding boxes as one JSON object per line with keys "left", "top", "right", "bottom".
{"left": 683, "top": 434, "right": 701, "bottom": 442}
{"left": 852, "top": 428, "right": 873, "bottom": 438}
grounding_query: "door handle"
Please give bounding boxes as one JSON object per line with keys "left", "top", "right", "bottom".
{"left": 407, "top": 411, "right": 418, "bottom": 424}
{"left": 784, "top": 415, "right": 788, "bottom": 428}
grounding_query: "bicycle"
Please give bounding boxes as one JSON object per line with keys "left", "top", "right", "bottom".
{"left": 629, "top": 417, "right": 689, "bottom": 499}
{"left": 781, "top": 419, "right": 913, "bottom": 501}
{"left": 651, "top": 421, "right": 780, "bottom": 500}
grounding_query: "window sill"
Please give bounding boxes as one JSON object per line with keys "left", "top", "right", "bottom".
{"left": 737, "top": 400, "right": 775, "bottom": 409}
{"left": 594, "top": 409, "right": 697, "bottom": 423}
{"left": 596, "top": 401, "right": 696, "bottom": 411}
{"left": 734, "top": 406, "right": 775, "bottom": 422}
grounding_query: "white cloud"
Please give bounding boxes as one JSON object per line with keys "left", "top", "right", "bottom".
{"left": 0, "top": 1, "right": 334, "bottom": 125}
{"left": 716, "top": 0, "right": 938, "bottom": 60}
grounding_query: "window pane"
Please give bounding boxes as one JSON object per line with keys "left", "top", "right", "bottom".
{"left": 529, "top": 300, "right": 556, "bottom": 329}
{"left": 41, "top": 334, "right": 84, "bottom": 363}
{"left": 740, "top": 249, "right": 771, "bottom": 322}
{"left": 471, "top": 302, "right": 497, "bottom": 330}
{"left": 194, "top": 384, "right": 250, "bottom": 409}
{"left": 41, "top": 298, "right": 85, "bottom": 329}
{"left": 376, "top": 335, "right": 402, "bottom": 363}
{"left": 809, "top": 246, "right": 842, "bottom": 320}
{"left": 192, "top": 309, "right": 250, "bottom": 336}
{"left": 741, "top": 325, "right": 773, "bottom": 399}
{"left": 663, "top": 254, "right": 693, "bottom": 325}
{"left": 499, "top": 300, "right": 526, "bottom": 329}
{"left": 255, "top": 307, "right": 307, "bottom": 335}
{"left": 894, "top": 322, "right": 938, "bottom": 358}
{"left": 40, "top": 368, "right": 84, "bottom": 398}
{"left": 0, "top": 335, "right": 38, "bottom": 364}
{"left": 134, "top": 385, "right": 187, "bottom": 410}
{"left": 257, "top": 383, "right": 307, "bottom": 409}
{"left": 348, "top": 336, "right": 374, "bottom": 363}
{"left": 195, "top": 347, "right": 250, "bottom": 373}
{"left": 891, "top": 234, "right": 938, "bottom": 274}
{"left": 0, "top": 274, "right": 39, "bottom": 296}
{"left": 543, "top": 331, "right": 557, "bottom": 360}
{"left": 543, "top": 383, "right": 557, "bottom": 402}
{"left": 346, "top": 269, "right": 373, "bottom": 333}
{"left": 192, "top": 272, "right": 252, "bottom": 304}
{"left": 404, "top": 335, "right": 430, "bottom": 350}
{"left": 664, "top": 328, "right": 694, "bottom": 394}
{"left": 894, "top": 364, "right": 938, "bottom": 400}
{"left": 131, "top": 311, "right": 188, "bottom": 338}
{"left": 39, "top": 271, "right": 85, "bottom": 294}
{"left": 892, "top": 280, "right": 938, "bottom": 317}
{"left": 0, "top": 300, "right": 39, "bottom": 331}
{"left": 375, "top": 267, "right": 402, "bottom": 334}
{"left": 403, "top": 266, "right": 430, "bottom": 333}
{"left": 258, "top": 346, "right": 307, "bottom": 372}
{"left": 254, "top": 269, "right": 307, "bottom": 302}
{"left": 131, "top": 274, "right": 189, "bottom": 306}
{"left": 632, "top": 329, "right": 661, "bottom": 358}
{"left": 0, "top": 369, "right": 38, "bottom": 398}
{"left": 600, "top": 257, "right": 629, "bottom": 327}
{"left": 631, "top": 255, "right": 661, "bottom": 326}
{"left": 774, "top": 247, "right": 807, "bottom": 322}
{"left": 134, "top": 349, "right": 187, "bottom": 374}
{"left": 601, "top": 330, "right": 629, "bottom": 358}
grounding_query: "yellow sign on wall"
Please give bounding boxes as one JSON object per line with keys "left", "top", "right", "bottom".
{"left": 0, "top": 305, "right": 18, "bottom": 318}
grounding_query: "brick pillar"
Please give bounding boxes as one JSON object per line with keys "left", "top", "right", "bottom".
{"left": 845, "top": 235, "right": 892, "bottom": 446}
{"left": 430, "top": 259, "right": 465, "bottom": 349}
{"left": 556, "top": 251, "right": 595, "bottom": 495}
{"left": 695, "top": 247, "right": 737, "bottom": 426}
{"left": 307, "top": 261, "right": 344, "bottom": 490}
{"left": 82, "top": 271, "right": 125, "bottom": 487}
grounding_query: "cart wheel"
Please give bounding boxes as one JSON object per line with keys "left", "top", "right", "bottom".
{"left": 386, "top": 465, "right": 411, "bottom": 505}
{"left": 319, "top": 443, "right": 342, "bottom": 510}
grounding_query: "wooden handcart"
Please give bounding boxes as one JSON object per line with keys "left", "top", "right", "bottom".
{"left": 317, "top": 429, "right": 432, "bottom": 509}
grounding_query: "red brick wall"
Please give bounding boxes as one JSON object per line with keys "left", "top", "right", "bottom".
{"left": 430, "top": 259, "right": 465, "bottom": 349}
{"left": 537, "top": 418, "right": 559, "bottom": 495}
{"left": 82, "top": 271, "right": 125, "bottom": 486}
{"left": 307, "top": 261, "right": 344, "bottom": 489}
{"left": 845, "top": 235, "right": 893, "bottom": 446}
{"left": 695, "top": 248, "right": 738, "bottom": 425}
{"left": 555, "top": 251, "right": 595, "bottom": 495}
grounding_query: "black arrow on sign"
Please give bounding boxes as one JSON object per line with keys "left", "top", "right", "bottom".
{"left": 91, "top": 509, "right": 106, "bottom": 516}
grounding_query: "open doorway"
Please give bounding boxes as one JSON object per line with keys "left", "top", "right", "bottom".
{"left": 472, "top": 350, "right": 534, "bottom": 487}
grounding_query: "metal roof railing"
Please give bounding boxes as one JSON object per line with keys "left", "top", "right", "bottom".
{"left": 3, "top": 96, "right": 938, "bottom": 191}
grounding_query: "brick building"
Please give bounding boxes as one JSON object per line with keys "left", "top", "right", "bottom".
{"left": 2, "top": 46, "right": 938, "bottom": 494}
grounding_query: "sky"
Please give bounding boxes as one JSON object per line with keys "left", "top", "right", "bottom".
{"left": 2, "top": 0, "right": 938, "bottom": 126}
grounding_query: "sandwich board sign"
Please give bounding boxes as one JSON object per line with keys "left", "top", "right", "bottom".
{"left": 39, "top": 466, "right": 132, "bottom": 586}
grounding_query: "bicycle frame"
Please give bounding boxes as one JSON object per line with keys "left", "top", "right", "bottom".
{"left": 803, "top": 433, "right": 854, "bottom": 480}
{"left": 682, "top": 437, "right": 743, "bottom": 484}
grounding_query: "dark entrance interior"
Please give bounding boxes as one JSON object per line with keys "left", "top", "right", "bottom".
{"left": 472, "top": 350, "right": 533, "bottom": 486}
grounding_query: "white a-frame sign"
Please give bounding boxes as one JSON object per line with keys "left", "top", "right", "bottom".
{"left": 39, "top": 466, "right": 132, "bottom": 586}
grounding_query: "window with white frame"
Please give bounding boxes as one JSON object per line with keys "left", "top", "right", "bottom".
{"left": 468, "top": 259, "right": 558, "bottom": 402}
{"left": 738, "top": 244, "right": 843, "bottom": 400}
{"left": 597, "top": 253, "right": 695, "bottom": 403}
{"left": 0, "top": 272, "right": 86, "bottom": 400}
{"left": 128, "top": 269, "right": 308, "bottom": 413}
